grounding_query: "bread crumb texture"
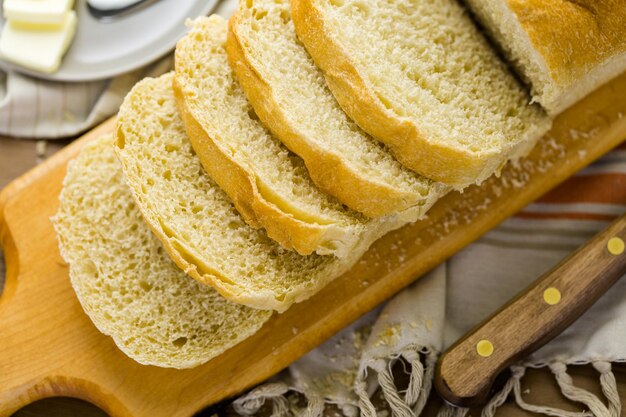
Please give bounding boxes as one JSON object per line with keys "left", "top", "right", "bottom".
{"left": 175, "top": 15, "right": 378, "bottom": 257}
{"left": 52, "top": 134, "right": 272, "bottom": 368}
{"left": 316, "top": 0, "right": 544, "bottom": 149}
{"left": 229, "top": 0, "right": 447, "bottom": 217}
{"left": 293, "top": 0, "right": 551, "bottom": 185}
{"left": 115, "top": 72, "right": 372, "bottom": 312}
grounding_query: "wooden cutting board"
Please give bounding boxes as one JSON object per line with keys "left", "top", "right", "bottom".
{"left": 2, "top": 73, "right": 626, "bottom": 417}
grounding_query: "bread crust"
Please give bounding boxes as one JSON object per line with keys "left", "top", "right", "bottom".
{"left": 466, "top": 0, "right": 626, "bottom": 114}
{"left": 509, "top": 0, "right": 626, "bottom": 88}
{"left": 290, "top": 0, "right": 511, "bottom": 187}
{"left": 508, "top": 0, "right": 626, "bottom": 113}
{"left": 173, "top": 77, "right": 361, "bottom": 258}
{"left": 227, "top": 9, "right": 443, "bottom": 218}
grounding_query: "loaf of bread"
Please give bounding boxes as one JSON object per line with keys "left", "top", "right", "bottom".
{"left": 52, "top": 134, "right": 272, "bottom": 368}
{"left": 291, "top": 0, "right": 551, "bottom": 187}
{"left": 52, "top": 0, "right": 618, "bottom": 368}
{"left": 174, "top": 16, "right": 420, "bottom": 258}
{"left": 226, "top": 0, "right": 448, "bottom": 218}
{"left": 115, "top": 72, "right": 396, "bottom": 312}
{"left": 464, "top": 0, "right": 626, "bottom": 115}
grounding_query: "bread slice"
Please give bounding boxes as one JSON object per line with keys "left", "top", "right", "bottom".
{"left": 291, "top": 0, "right": 551, "bottom": 187}
{"left": 115, "top": 72, "right": 397, "bottom": 312}
{"left": 226, "top": 0, "right": 447, "bottom": 218}
{"left": 174, "top": 16, "right": 420, "bottom": 258}
{"left": 464, "top": 0, "right": 626, "bottom": 115}
{"left": 52, "top": 134, "right": 272, "bottom": 368}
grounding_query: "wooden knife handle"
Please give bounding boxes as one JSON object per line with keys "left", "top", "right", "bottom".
{"left": 435, "top": 213, "right": 626, "bottom": 407}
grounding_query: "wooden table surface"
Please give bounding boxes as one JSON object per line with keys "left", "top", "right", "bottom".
{"left": 1, "top": 135, "right": 625, "bottom": 416}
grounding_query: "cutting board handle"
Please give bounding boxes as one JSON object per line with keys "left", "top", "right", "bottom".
{"left": 436, "top": 213, "right": 626, "bottom": 407}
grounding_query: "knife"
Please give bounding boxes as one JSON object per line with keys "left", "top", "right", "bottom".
{"left": 435, "top": 212, "right": 626, "bottom": 407}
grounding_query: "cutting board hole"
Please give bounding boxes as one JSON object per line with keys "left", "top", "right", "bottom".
{"left": 12, "top": 397, "right": 108, "bottom": 417}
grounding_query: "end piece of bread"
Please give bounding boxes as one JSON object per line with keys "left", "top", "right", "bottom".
{"left": 174, "top": 15, "right": 418, "bottom": 257}
{"left": 226, "top": 0, "right": 448, "bottom": 218}
{"left": 115, "top": 72, "right": 393, "bottom": 312}
{"left": 291, "top": 0, "right": 551, "bottom": 187}
{"left": 464, "top": 0, "right": 626, "bottom": 115}
{"left": 52, "top": 134, "right": 272, "bottom": 368}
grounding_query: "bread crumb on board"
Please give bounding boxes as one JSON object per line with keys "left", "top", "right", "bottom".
{"left": 374, "top": 324, "right": 401, "bottom": 347}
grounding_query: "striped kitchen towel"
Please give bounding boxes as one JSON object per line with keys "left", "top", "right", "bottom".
{"left": 0, "top": 58, "right": 171, "bottom": 139}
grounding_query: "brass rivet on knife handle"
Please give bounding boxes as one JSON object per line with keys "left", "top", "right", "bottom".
{"left": 435, "top": 213, "right": 626, "bottom": 408}
{"left": 543, "top": 287, "right": 561, "bottom": 305}
{"left": 608, "top": 237, "right": 624, "bottom": 255}
{"left": 476, "top": 340, "right": 494, "bottom": 357}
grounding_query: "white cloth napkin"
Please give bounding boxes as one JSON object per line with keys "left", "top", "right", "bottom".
{"left": 234, "top": 146, "right": 626, "bottom": 417}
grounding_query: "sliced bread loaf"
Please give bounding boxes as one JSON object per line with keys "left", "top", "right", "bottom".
{"left": 115, "top": 72, "right": 392, "bottom": 312}
{"left": 226, "top": 0, "right": 447, "bottom": 218}
{"left": 174, "top": 16, "right": 417, "bottom": 258}
{"left": 464, "top": 0, "right": 626, "bottom": 115}
{"left": 52, "top": 134, "right": 272, "bottom": 368}
{"left": 291, "top": 0, "right": 551, "bottom": 187}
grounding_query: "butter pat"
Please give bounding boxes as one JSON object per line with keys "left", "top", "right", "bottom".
{"left": 0, "top": 11, "right": 77, "bottom": 73}
{"left": 3, "top": 0, "right": 75, "bottom": 25}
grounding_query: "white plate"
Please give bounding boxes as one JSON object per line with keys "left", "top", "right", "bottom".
{"left": 0, "top": 0, "right": 218, "bottom": 81}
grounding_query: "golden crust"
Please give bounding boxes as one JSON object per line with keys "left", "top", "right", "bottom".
{"left": 509, "top": 0, "right": 626, "bottom": 87}
{"left": 172, "top": 77, "right": 353, "bottom": 257}
{"left": 290, "top": 0, "right": 504, "bottom": 187}
{"left": 227, "top": 8, "right": 438, "bottom": 217}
